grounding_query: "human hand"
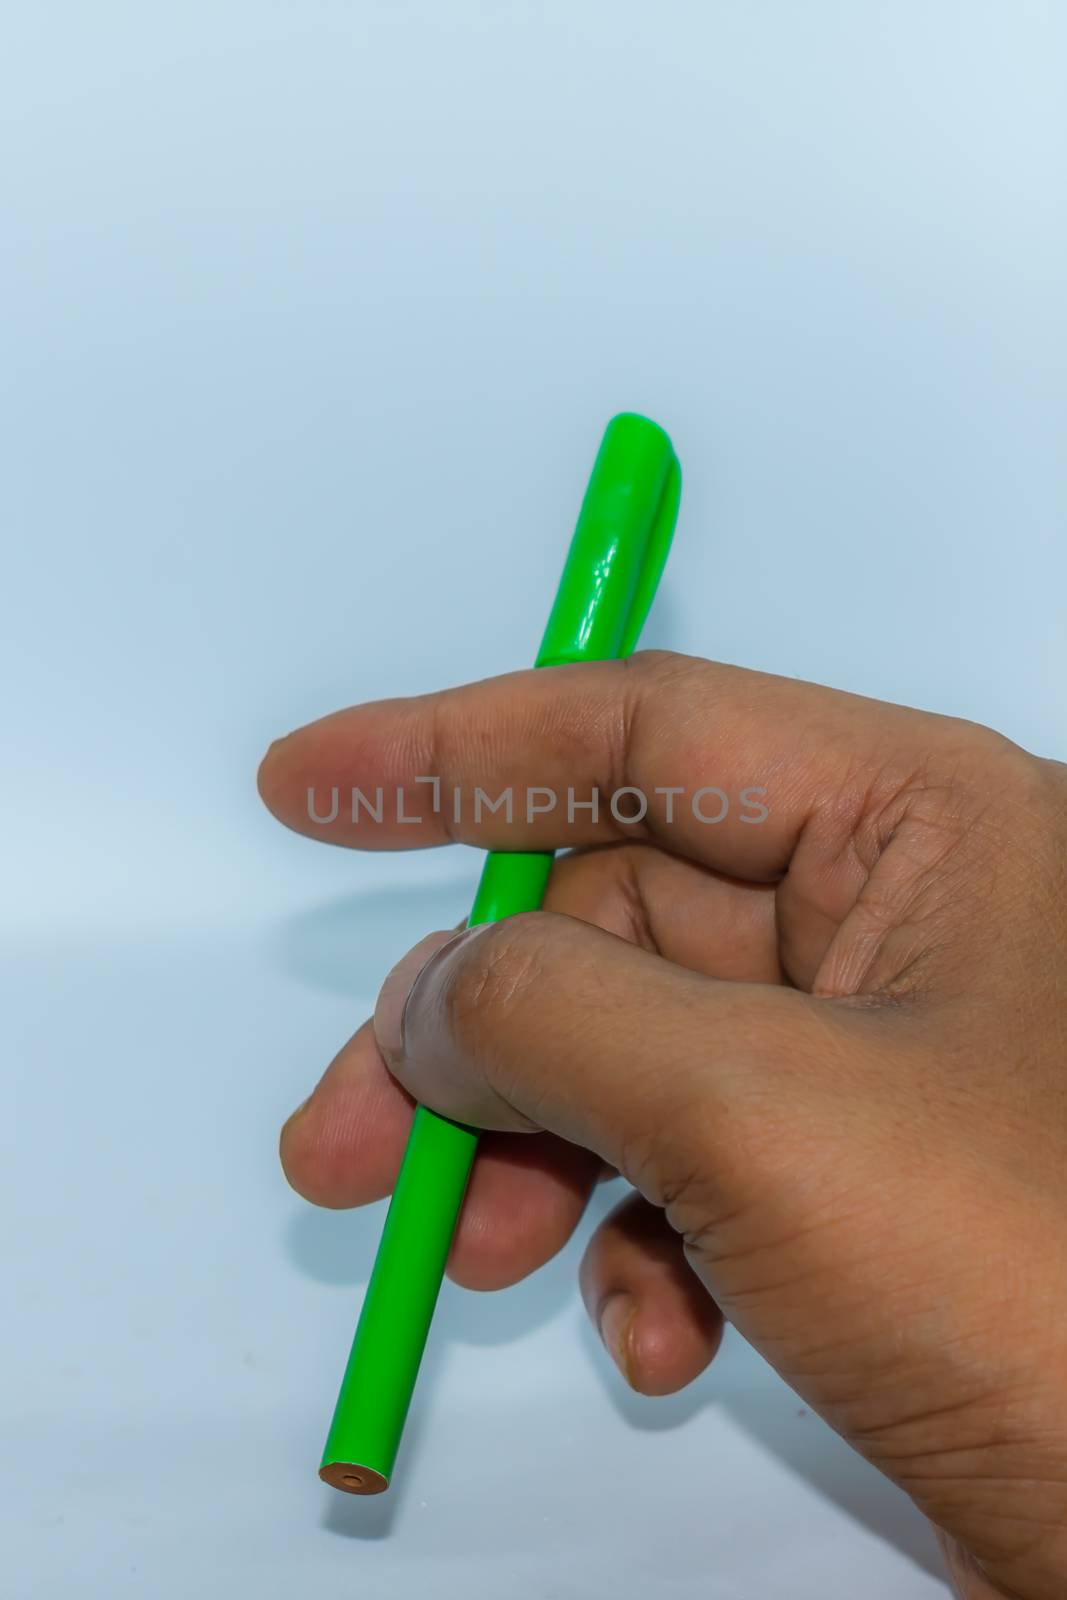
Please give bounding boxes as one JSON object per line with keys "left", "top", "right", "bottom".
{"left": 258, "top": 653, "right": 1067, "bottom": 1599}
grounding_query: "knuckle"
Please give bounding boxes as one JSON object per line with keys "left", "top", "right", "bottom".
{"left": 922, "top": 717, "right": 1037, "bottom": 810}
{"left": 919, "top": 728, "right": 1063, "bottom": 878}
{"left": 619, "top": 648, "right": 705, "bottom": 709}
{"left": 619, "top": 646, "right": 686, "bottom": 679}
{"left": 614, "top": 650, "right": 706, "bottom": 797}
{"left": 439, "top": 914, "right": 550, "bottom": 1055}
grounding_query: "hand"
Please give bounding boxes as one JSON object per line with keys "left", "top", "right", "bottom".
{"left": 258, "top": 652, "right": 1067, "bottom": 1599}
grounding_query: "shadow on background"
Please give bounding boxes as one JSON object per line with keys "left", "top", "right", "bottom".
{"left": 581, "top": 1319, "right": 944, "bottom": 1580}
{"left": 711, "top": 1334, "right": 946, "bottom": 1581}
{"left": 268, "top": 877, "right": 475, "bottom": 1001}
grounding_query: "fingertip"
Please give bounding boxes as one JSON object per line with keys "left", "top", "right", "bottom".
{"left": 445, "top": 1134, "right": 601, "bottom": 1290}
{"left": 581, "top": 1191, "right": 725, "bottom": 1394}
{"left": 277, "top": 1023, "right": 415, "bottom": 1208}
{"left": 628, "top": 1302, "right": 725, "bottom": 1396}
{"left": 596, "top": 1290, "right": 724, "bottom": 1396}
{"left": 278, "top": 1089, "right": 362, "bottom": 1209}
{"left": 374, "top": 928, "right": 472, "bottom": 1067}
{"left": 256, "top": 734, "right": 291, "bottom": 810}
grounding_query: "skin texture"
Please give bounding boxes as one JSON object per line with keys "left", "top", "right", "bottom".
{"left": 258, "top": 652, "right": 1067, "bottom": 1599}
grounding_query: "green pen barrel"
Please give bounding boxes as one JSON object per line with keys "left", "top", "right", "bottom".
{"left": 319, "top": 414, "right": 680, "bottom": 1493}
{"left": 318, "top": 852, "right": 553, "bottom": 1492}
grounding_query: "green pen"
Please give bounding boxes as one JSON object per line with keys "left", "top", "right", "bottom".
{"left": 319, "top": 412, "right": 682, "bottom": 1494}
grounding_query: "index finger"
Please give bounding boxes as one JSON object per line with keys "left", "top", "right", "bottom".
{"left": 256, "top": 651, "right": 953, "bottom": 884}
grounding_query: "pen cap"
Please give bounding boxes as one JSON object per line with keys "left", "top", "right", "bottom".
{"left": 535, "top": 413, "right": 680, "bottom": 668}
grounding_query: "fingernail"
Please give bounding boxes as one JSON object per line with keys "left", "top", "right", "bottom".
{"left": 598, "top": 1293, "right": 639, "bottom": 1388}
{"left": 280, "top": 1095, "right": 312, "bottom": 1140}
{"left": 256, "top": 735, "right": 292, "bottom": 797}
{"left": 374, "top": 928, "right": 475, "bottom": 1062}
{"left": 259, "top": 733, "right": 294, "bottom": 769}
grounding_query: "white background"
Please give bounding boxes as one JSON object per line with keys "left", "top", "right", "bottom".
{"left": 3, "top": 3, "right": 1065, "bottom": 1595}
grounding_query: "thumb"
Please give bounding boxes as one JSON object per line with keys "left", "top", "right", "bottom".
{"left": 372, "top": 911, "right": 855, "bottom": 1219}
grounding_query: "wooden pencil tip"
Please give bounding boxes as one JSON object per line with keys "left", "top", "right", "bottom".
{"left": 319, "top": 1462, "right": 390, "bottom": 1496}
